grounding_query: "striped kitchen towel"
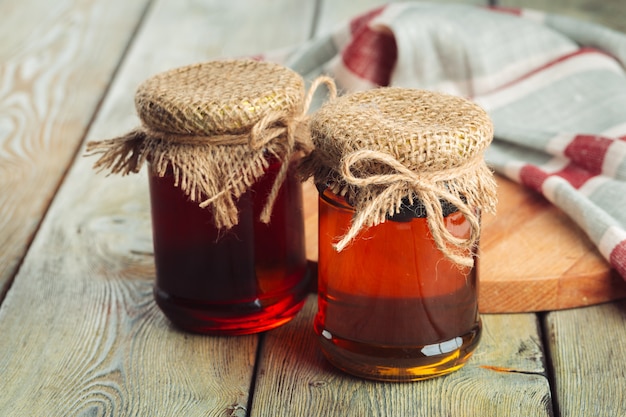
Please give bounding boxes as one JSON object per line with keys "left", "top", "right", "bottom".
{"left": 265, "top": 2, "right": 626, "bottom": 280}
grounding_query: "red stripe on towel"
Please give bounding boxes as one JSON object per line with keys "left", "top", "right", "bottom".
{"left": 489, "top": 48, "right": 613, "bottom": 94}
{"left": 564, "top": 134, "right": 613, "bottom": 175}
{"left": 611, "top": 240, "right": 626, "bottom": 279}
{"left": 486, "top": 6, "right": 523, "bottom": 16}
{"left": 519, "top": 165, "right": 550, "bottom": 193}
{"left": 553, "top": 163, "right": 596, "bottom": 189}
{"left": 343, "top": 6, "right": 397, "bottom": 86}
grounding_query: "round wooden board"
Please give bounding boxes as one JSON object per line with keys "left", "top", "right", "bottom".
{"left": 302, "top": 175, "right": 626, "bottom": 313}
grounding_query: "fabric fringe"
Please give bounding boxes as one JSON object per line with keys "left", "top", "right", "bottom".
{"left": 86, "top": 75, "right": 337, "bottom": 229}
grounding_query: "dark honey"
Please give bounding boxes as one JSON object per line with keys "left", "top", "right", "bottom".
{"left": 315, "top": 187, "right": 480, "bottom": 381}
{"left": 149, "top": 158, "right": 309, "bottom": 335}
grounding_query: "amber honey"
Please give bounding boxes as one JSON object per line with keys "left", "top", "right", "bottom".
{"left": 315, "top": 186, "right": 481, "bottom": 381}
{"left": 149, "top": 157, "right": 309, "bottom": 335}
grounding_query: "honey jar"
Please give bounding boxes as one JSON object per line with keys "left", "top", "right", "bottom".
{"left": 88, "top": 60, "right": 334, "bottom": 335}
{"left": 300, "top": 88, "right": 497, "bottom": 380}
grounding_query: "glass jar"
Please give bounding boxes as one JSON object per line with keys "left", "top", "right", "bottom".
{"left": 85, "top": 60, "right": 329, "bottom": 335}
{"left": 300, "top": 87, "right": 495, "bottom": 381}
{"left": 314, "top": 185, "right": 481, "bottom": 381}
{"left": 149, "top": 155, "right": 310, "bottom": 335}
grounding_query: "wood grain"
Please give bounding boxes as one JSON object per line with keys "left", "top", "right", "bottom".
{"left": 479, "top": 175, "right": 626, "bottom": 312}
{"left": 1, "top": 0, "right": 624, "bottom": 415}
{"left": 545, "top": 301, "right": 626, "bottom": 416}
{"left": 251, "top": 295, "right": 552, "bottom": 417}
{"left": 0, "top": 0, "right": 316, "bottom": 415}
{"left": 0, "top": 0, "right": 152, "bottom": 299}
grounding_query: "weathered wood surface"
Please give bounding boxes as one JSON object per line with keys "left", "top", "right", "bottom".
{"left": 545, "top": 301, "right": 626, "bottom": 417}
{"left": 1, "top": 0, "right": 626, "bottom": 416}
{"left": 0, "top": 0, "right": 315, "bottom": 415}
{"left": 479, "top": 176, "right": 626, "bottom": 313}
{"left": 0, "top": 0, "right": 151, "bottom": 299}
{"left": 252, "top": 295, "right": 551, "bottom": 417}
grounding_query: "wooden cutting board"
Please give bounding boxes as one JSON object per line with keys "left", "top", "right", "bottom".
{"left": 302, "top": 175, "right": 626, "bottom": 313}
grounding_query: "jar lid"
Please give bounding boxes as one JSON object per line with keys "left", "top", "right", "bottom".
{"left": 135, "top": 60, "right": 305, "bottom": 136}
{"left": 301, "top": 87, "right": 497, "bottom": 267}
{"left": 87, "top": 60, "right": 335, "bottom": 229}
{"left": 309, "top": 87, "right": 492, "bottom": 174}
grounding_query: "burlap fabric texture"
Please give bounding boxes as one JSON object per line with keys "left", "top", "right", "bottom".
{"left": 86, "top": 59, "right": 335, "bottom": 228}
{"left": 300, "top": 88, "right": 498, "bottom": 267}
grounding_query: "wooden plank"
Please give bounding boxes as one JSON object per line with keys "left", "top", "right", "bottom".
{"left": 0, "top": 0, "right": 317, "bottom": 415}
{"left": 479, "top": 176, "right": 626, "bottom": 313}
{"left": 545, "top": 300, "right": 626, "bottom": 416}
{"left": 0, "top": 0, "right": 151, "bottom": 299}
{"left": 251, "top": 295, "right": 552, "bottom": 417}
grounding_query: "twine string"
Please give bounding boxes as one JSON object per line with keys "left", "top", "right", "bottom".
{"left": 258, "top": 75, "right": 337, "bottom": 223}
{"left": 86, "top": 74, "right": 338, "bottom": 228}
{"left": 194, "top": 75, "right": 337, "bottom": 223}
{"left": 337, "top": 149, "right": 482, "bottom": 267}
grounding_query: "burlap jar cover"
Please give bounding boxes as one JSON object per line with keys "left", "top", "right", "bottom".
{"left": 300, "top": 88, "right": 498, "bottom": 267}
{"left": 86, "top": 59, "right": 335, "bottom": 228}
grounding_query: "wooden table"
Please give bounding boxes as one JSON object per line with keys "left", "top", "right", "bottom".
{"left": 2, "top": 0, "right": 626, "bottom": 415}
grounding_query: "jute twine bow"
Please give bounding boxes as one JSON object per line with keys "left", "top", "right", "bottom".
{"left": 197, "top": 75, "right": 337, "bottom": 223}
{"left": 337, "top": 149, "right": 486, "bottom": 268}
{"left": 300, "top": 87, "right": 497, "bottom": 269}
{"left": 86, "top": 74, "right": 337, "bottom": 228}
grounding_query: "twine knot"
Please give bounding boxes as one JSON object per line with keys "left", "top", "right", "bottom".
{"left": 337, "top": 149, "right": 482, "bottom": 267}
{"left": 299, "top": 87, "right": 497, "bottom": 268}
{"left": 199, "top": 75, "right": 337, "bottom": 223}
{"left": 86, "top": 69, "right": 337, "bottom": 229}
